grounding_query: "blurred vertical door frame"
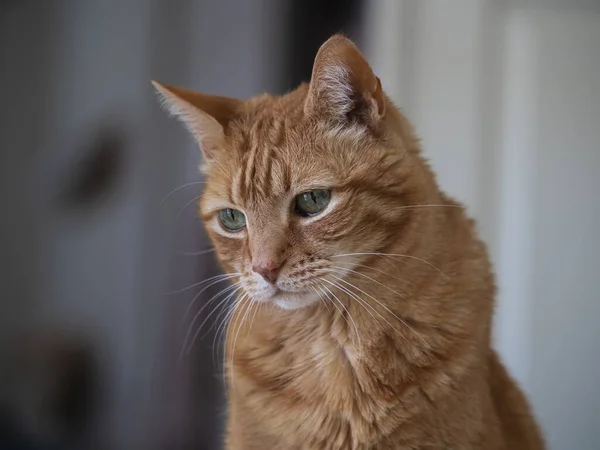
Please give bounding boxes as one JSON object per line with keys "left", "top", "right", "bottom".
{"left": 281, "top": 0, "right": 364, "bottom": 92}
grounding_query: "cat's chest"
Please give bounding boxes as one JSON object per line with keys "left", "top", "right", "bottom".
{"left": 236, "top": 321, "right": 361, "bottom": 398}
{"left": 230, "top": 328, "right": 390, "bottom": 448}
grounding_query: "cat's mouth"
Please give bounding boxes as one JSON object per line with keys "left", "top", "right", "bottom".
{"left": 244, "top": 274, "right": 320, "bottom": 310}
{"left": 251, "top": 285, "right": 318, "bottom": 310}
{"left": 271, "top": 290, "right": 319, "bottom": 310}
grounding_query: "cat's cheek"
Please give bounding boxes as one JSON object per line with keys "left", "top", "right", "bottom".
{"left": 205, "top": 227, "right": 246, "bottom": 274}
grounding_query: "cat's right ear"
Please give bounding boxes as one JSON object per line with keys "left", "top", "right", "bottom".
{"left": 151, "top": 81, "right": 240, "bottom": 161}
{"left": 304, "top": 35, "right": 385, "bottom": 131}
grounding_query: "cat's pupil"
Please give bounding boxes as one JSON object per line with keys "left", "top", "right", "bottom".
{"left": 218, "top": 208, "right": 246, "bottom": 232}
{"left": 295, "top": 189, "right": 331, "bottom": 217}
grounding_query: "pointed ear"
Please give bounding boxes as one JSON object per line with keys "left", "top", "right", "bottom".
{"left": 304, "top": 35, "right": 385, "bottom": 130}
{"left": 151, "top": 81, "right": 240, "bottom": 161}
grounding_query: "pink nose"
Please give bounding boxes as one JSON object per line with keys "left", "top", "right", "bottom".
{"left": 252, "top": 262, "right": 281, "bottom": 284}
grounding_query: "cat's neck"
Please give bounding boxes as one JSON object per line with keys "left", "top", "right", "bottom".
{"left": 229, "top": 200, "right": 493, "bottom": 383}
{"left": 225, "top": 204, "right": 495, "bottom": 446}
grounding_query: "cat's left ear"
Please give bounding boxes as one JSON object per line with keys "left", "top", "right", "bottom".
{"left": 151, "top": 81, "right": 240, "bottom": 161}
{"left": 305, "top": 35, "right": 385, "bottom": 129}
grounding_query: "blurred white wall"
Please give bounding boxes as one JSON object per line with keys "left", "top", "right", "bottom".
{"left": 523, "top": 10, "right": 600, "bottom": 449}
{"left": 366, "top": 1, "right": 600, "bottom": 449}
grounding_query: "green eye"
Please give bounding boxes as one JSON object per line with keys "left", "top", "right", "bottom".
{"left": 218, "top": 208, "right": 246, "bottom": 232}
{"left": 294, "top": 189, "right": 331, "bottom": 217}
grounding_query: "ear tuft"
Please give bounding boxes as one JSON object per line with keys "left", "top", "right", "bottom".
{"left": 152, "top": 80, "right": 180, "bottom": 116}
{"left": 151, "top": 81, "right": 240, "bottom": 162}
{"left": 305, "top": 35, "right": 385, "bottom": 130}
{"left": 316, "top": 65, "right": 354, "bottom": 116}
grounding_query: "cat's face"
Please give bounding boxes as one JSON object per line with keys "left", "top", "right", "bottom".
{"left": 199, "top": 103, "right": 411, "bottom": 309}
{"left": 154, "top": 35, "right": 430, "bottom": 310}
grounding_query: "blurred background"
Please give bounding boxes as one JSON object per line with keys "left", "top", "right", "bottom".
{"left": 1, "top": 0, "right": 598, "bottom": 449}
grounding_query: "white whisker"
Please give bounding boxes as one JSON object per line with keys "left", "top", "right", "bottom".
{"left": 319, "top": 283, "right": 361, "bottom": 349}
{"left": 323, "top": 277, "right": 414, "bottom": 348}
{"left": 160, "top": 181, "right": 207, "bottom": 205}
{"left": 220, "top": 295, "right": 246, "bottom": 353}
{"left": 181, "top": 283, "right": 241, "bottom": 357}
{"left": 175, "top": 195, "right": 203, "bottom": 222}
{"left": 195, "top": 284, "right": 244, "bottom": 344}
{"left": 398, "top": 204, "right": 462, "bottom": 211}
{"left": 165, "top": 272, "right": 238, "bottom": 296}
{"left": 232, "top": 297, "right": 253, "bottom": 359}
{"left": 332, "top": 260, "right": 406, "bottom": 284}
{"left": 329, "top": 274, "right": 427, "bottom": 347}
{"left": 175, "top": 248, "right": 216, "bottom": 256}
{"left": 185, "top": 286, "right": 242, "bottom": 356}
{"left": 311, "top": 285, "right": 333, "bottom": 312}
{"left": 246, "top": 297, "right": 262, "bottom": 337}
{"left": 212, "top": 298, "right": 240, "bottom": 367}
{"left": 332, "top": 252, "right": 450, "bottom": 280}
{"left": 229, "top": 296, "right": 253, "bottom": 393}
{"left": 321, "top": 278, "right": 384, "bottom": 333}
{"left": 326, "top": 266, "right": 407, "bottom": 299}
{"left": 178, "top": 274, "right": 240, "bottom": 327}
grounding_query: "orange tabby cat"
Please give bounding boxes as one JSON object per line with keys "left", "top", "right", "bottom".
{"left": 153, "top": 35, "right": 544, "bottom": 450}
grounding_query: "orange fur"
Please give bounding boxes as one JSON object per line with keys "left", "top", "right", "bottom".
{"left": 154, "top": 35, "right": 544, "bottom": 450}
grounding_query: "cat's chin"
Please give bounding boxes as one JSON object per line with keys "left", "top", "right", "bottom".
{"left": 272, "top": 291, "right": 319, "bottom": 310}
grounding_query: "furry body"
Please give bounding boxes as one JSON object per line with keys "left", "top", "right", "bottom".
{"left": 154, "top": 35, "right": 544, "bottom": 450}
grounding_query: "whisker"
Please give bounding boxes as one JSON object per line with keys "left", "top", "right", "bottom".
{"left": 232, "top": 297, "right": 253, "bottom": 358}
{"left": 181, "top": 284, "right": 240, "bottom": 355}
{"left": 229, "top": 296, "right": 253, "bottom": 393}
{"left": 246, "top": 297, "right": 262, "bottom": 337}
{"left": 323, "top": 277, "right": 414, "bottom": 347}
{"left": 218, "top": 294, "right": 246, "bottom": 375}
{"left": 175, "top": 248, "right": 216, "bottom": 257}
{"left": 331, "top": 260, "right": 407, "bottom": 284}
{"left": 186, "top": 286, "right": 242, "bottom": 356}
{"left": 178, "top": 274, "right": 240, "bottom": 327}
{"left": 166, "top": 272, "right": 238, "bottom": 296}
{"left": 311, "top": 285, "right": 333, "bottom": 313}
{"left": 212, "top": 298, "right": 239, "bottom": 368}
{"left": 319, "top": 283, "right": 361, "bottom": 349}
{"left": 220, "top": 294, "right": 248, "bottom": 398}
{"left": 325, "top": 266, "right": 407, "bottom": 299}
{"left": 175, "top": 195, "right": 203, "bottom": 223}
{"left": 181, "top": 283, "right": 242, "bottom": 357}
{"left": 321, "top": 278, "right": 384, "bottom": 333}
{"left": 329, "top": 274, "right": 427, "bottom": 346}
{"left": 211, "top": 296, "right": 239, "bottom": 344}
{"left": 332, "top": 252, "right": 450, "bottom": 280}
{"left": 398, "top": 204, "right": 462, "bottom": 211}
{"left": 160, "top": 181, "right": 207, "bottom": 205}
{"left": 192, "top": 284, "right": 243, "bottom": 343}
{"left": 179, "top": 279, "right": 238, "bottom": 329}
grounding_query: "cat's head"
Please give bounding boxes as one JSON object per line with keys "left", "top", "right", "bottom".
{"left": 154, "top": 35, "right": 437, "bottom": 310}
